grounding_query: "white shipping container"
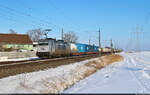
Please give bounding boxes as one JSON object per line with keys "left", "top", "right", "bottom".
{"left": 103, "top": 48, "right": 111, "bottom": 52}
{"left": 70, "top": 43, "right": 78, "bottom": 53}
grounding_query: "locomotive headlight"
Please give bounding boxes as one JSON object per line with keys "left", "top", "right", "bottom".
{"left": 41, "top": 48, "right": 45, "bottom": 50}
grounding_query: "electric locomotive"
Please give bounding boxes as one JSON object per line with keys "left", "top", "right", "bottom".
{"left": 36, "top": 38, "right": 72, "bottom": 58}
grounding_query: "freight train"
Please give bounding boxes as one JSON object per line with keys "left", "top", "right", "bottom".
{"left": 36, "top": 38, "right": 99, "bottom": 58}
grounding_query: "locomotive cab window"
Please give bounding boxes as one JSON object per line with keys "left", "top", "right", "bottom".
{"left": 38, "top": 43, "right": 48, "bottom": 45}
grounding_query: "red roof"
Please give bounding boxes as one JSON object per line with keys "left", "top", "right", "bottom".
{"left": 0, "top": 33, "right": 33, "bottom": 44}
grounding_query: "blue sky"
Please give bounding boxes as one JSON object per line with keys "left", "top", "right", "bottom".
{"left": 0, "top": 0, "right": 150, "bottom": 51}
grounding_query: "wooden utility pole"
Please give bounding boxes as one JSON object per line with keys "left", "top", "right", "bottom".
{"left": 98, "top": 28, "right": 101, "bottom": 56}
{"left": 62, "top": 28, "right": 64, "bottom": 40}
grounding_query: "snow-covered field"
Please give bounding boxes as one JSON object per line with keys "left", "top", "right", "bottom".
{"left": 63, "top": 52, "right": 150, "bottom": 93}
{"left": 0, "top": 57, "right": 99, "bottom": 93}
{"left": 0, "top": 51, "right": 150, "bottom": 94}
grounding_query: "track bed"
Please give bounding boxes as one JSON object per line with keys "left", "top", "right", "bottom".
{"left": 0, "top": 54, "right": 102, "bottom": 78}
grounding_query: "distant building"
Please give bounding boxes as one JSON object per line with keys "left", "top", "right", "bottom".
{"left": 0, "top": 33, "right": 33, "bottom": 51}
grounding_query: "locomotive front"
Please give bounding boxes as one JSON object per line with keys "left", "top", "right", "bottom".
{"left": 36, "top": 38, "right": 56, "bottom": 58}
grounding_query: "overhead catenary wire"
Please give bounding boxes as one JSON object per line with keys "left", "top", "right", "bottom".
{"left": 141, "top": 12, "right": 150, "bottom": 32}
{"left": 0, "top": 6, "right": 50, "bottom": 28}
{"left": 47, "top": 0, "right": 83, "bottom": 32}
{"left": 0, "top": 2, "right": 103, "bottom": 43}
{"left": 0, "top": 13, "right": 41, "bottom": 28}
{"left": 0, "top": 3, "right": 85, "bottom": 40}
{"left": 0, "top": 4, "right": 62, "bottom": 29}
{"left": 0, "top": 13, "right": 42, "bottom": 28}
{"left": 15, "top": 0, "right": 102, "bottom": 43}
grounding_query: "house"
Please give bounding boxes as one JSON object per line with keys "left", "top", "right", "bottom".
{"left": 0, "top": 33, "right": 33, "bottom": 51}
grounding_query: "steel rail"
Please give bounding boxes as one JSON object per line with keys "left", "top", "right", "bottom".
{"left": 0, "top": 54, "right": 99, "bottom": 67}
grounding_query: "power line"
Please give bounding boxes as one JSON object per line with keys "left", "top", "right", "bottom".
{"left": 0, "top": 6, "right": 49, "bottom": 28}
{"left": 133, "top": 25, "right": 144, "bottom": 51}
{"left": 47, "top": 0, "right": 83, "bottom": 31}
{"left": 0, "top": 4, "right": 62, "bottom": 29}
{"left": 0, "top": 13, "right": 39, "bottom": 28}
{"left": 142, "top": 12, "right": 150, "bottom": 32}
{"left": 0, "top": 3, "right": 88, "bottom": 41}
{"left": 48, "top": 0, "right": 104, "bottom": 43}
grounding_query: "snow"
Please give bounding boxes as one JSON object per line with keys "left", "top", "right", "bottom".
{"left": 63, "top": 52, "right": 150, "bottom": 93}
{"left": 0, "top": 52, "right": 150, "bottom": 93}
{"left": 0, "top": 57, "right": 39, "bottom": 62}
{"left": 0, "top": 57, "right": 99, "bottom": 93}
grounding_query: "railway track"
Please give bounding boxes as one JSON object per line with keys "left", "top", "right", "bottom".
{"left": 0, "top": 54, "right": 97, "bottom": 67}
{"left": 0, "top": 54, "right": 112, "bottom": 78}
{"left": 0, "top": 53, "right": 111, "bottom": 67}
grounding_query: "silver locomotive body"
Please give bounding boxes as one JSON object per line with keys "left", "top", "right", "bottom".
{"left": 36, "top": 38, "right": 71, "bottom": 58}
{"left": 55, "top": 40, "right": 71, "bottom": 57}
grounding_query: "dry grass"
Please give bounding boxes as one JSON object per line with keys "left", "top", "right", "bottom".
{"left": 53, "top": 54, "right": 123, "bottom": 93}
{"left": 56, "top": 54, "right": 123, "bottom": 93}
{"left": 37, "top": 66, "right": 97, "bottom": 93}
{"left": 85, "top": 54, "right": 123, "bottom": 69}
{"left": 18, "top": 54, "right": 123, "bottom": 93}
{"left": 100, "top": 54, "right": 123, "bottom": 65}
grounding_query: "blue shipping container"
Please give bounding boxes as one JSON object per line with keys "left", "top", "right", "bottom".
{"left": 75, "top": 43, "right": 86, "bottom": 53}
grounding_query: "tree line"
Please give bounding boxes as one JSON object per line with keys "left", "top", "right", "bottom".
{"left": 8, "top": 28, "right": 78, "bottom": 43}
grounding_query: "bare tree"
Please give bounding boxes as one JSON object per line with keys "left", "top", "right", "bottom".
{"left": 9, "top": 29, "right": 17, "bottom": 34}
{"left": 63, "top": 31, "right": 78, "bottom": 43}
{"left": 27, "top": 28, "right": 44, "bottom": 42}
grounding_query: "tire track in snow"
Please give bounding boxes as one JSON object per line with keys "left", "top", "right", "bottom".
{"left": 128, "top": 54, "right": 150, "bottom": 78}
{"left": 128, "top": 53, "right": 150, "bottom": 65}
{"left": 142, "top": 71, "right": 150, "bottom": 80}
{"left": 125, "top": 55, "right": 145, "bottom": 91}
{"left": 129, "top": 54, "right": 150, "bottom": 84}
{"left": 124, "top": 53, "right": 150, "bottom": 92}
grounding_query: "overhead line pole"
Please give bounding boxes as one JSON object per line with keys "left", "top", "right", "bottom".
{"left": 89, "top": 38, "right": 91, "bottom": 45}
{"left": 98, "top": 28, "right": 101, "bottom": 56}
{"left": 110, "top": 39, "right": 113, "bottom": 54}
{"left": 62, "top": 28, "right": 64, "bottom": 40}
